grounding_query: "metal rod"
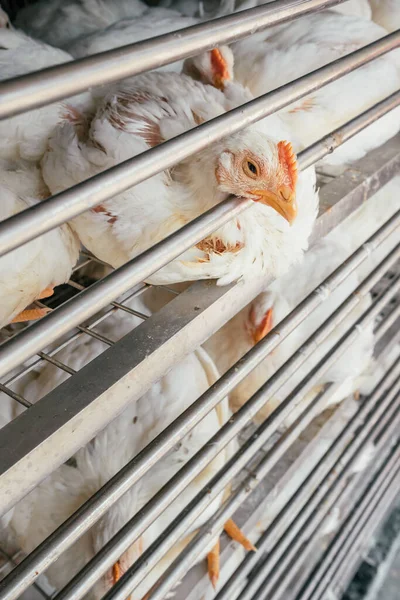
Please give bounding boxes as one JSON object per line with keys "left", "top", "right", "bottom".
{"left": 0, "top": 0, "right": 346, "bottom": 119}
{"left": 0, "top": 35, "right": 398, "bottom": 260}
{"left": 0, "top": 225, "right": 398, "bottom": 600}
{"left": 0, "top": 385, "right": 31, "bottom": 409}
{"left": 298, "top": 90, "right": 400, "bottom": 170}
{"left": 214, "top": 361, "right": 400, "bottom": 600}
{"left": 1, "top": 287, "right": 147, "bottom": 389}
{"left": 241, "top": 384, "right": 400, "bottom": 600}
{"left": 106, "top": 283, "right": 400, "bottom": 600}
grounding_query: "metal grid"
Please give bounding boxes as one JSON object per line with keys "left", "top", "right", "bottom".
{"left": 0, "top": 1, "right": 399, "bottom": 599}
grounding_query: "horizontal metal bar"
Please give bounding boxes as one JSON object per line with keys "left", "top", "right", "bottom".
{"left": 114, "top": 282, "right": 400, "bottom": 600}
{"left": 241, "top": 382, "right": 400, "bottom": 600}
{"left": 0, "top": 34, "right": 398, "bottom": 261}
{"left": 0, "top": 0, "right": 345, "bottom": 120}
{"left": 214, "top": 360, "right": 400, "bottom": 600}
{"left": 0, "top": 216, "right": 398, "bottom": 600}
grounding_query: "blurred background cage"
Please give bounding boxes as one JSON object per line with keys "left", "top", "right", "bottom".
{"left": 0, "top": 1, "right": 399, "bottom": 600}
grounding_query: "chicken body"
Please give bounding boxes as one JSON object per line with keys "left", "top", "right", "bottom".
{"left": 0, "top": 27, "right": 93, "bottom": 163}
{"left": 6, "top": 297, "right": 239, "bottom": 598}
{"left": 42, "top": 70, "right": 318, "bottom": 286}
{"left": 0, "top": 160, "right": 80, "bottom": 328}
{"left": 232, "top": 11, "right": 400, "bottom": 167}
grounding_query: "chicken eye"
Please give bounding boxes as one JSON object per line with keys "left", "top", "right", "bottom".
{"left": 243, "top": 159, "right": 260, "bottom": 179}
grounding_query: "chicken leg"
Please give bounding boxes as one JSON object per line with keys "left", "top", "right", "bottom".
{"left": 11, "top": 287, "right": 54, "bottom": 323}
{"left": 207, "top": 519, "right": 256, "bottom": 588}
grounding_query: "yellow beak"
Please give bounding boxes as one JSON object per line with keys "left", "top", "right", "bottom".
{"left": 250, "top": 185, "right": 297, "bottom": 224}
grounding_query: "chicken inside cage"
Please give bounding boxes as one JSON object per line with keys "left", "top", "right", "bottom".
{"left": 0, "top": 1, "right": 399, "bottom": 600}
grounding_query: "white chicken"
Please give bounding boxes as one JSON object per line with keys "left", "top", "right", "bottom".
{"left": 0, "top": 159, "right": 80, "bottom": 328}
{"left": 0, "top": 26, "right": 93, "bottom": 163}
{"left": 369, "top": 0, "right": 400, "bottom": 33}
{"left": 42, "top": 58, "right": 318, "bottom": 287}
{"left": 14, "top": 0, "right": 148, "bottom": 49}
{"left": 6, "top": 296, "right": 254, "bottom": 597}
{"left": 231, "top": 10, "right": 400, "bottom": 168}
{"left": 204, "top": 175, "right": 400, "bottom": 425}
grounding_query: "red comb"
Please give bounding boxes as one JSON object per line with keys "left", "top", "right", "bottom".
{"left": 210, "top": 48, "right": 230, "bottom": 89}
{"left": 278, "top": 140, "right": 298, "bottom": 190}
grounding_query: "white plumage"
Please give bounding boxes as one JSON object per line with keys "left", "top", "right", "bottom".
{"left": 42, "top": 65, "right": 318, "bottom": 287}
{"left": 0, "top": 160, "right": 80, "bottom": 328}
{"left": 6, "top": 295, "right": 253, "bottom": 597}
{"left": 231, "top": 11, "right": 400, "bottom": 167}
{"left": 0, "top": 26, "right": 93, "bottom": 163}
{"left": 15, "top": 0, "right": 148, "bottom": 49}
{"left": 369, "top": 0, "right": 400, "bottom": 32}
